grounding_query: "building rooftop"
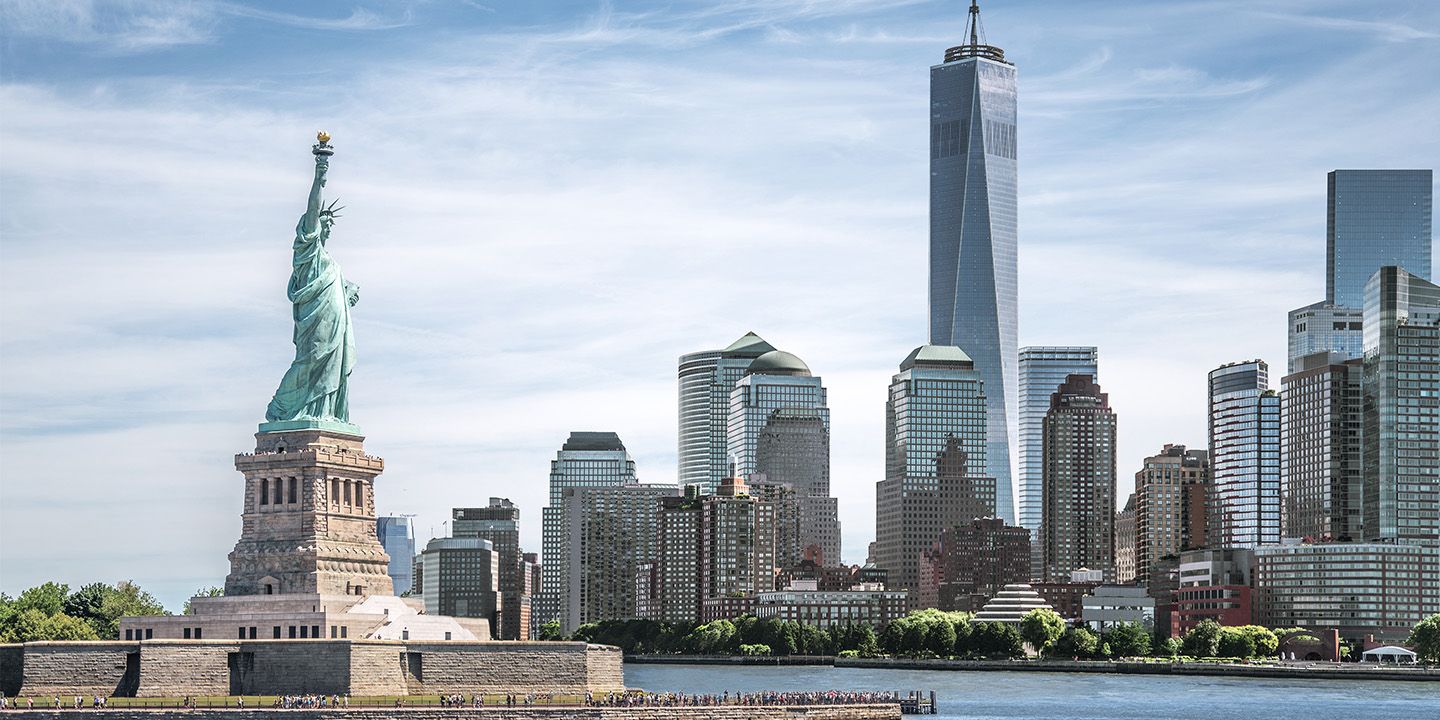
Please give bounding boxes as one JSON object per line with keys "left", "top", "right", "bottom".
{"left": 722, "top": 331, "right": 776, "bottom": 358}
{"left": 972, "top": 583, "right": 1055, "bottom": 624}
{"left": 747, "top": 350, "right": 811, "bottom": 376}
{"left": 900, "top": 344, "right": 974, "bottom": 371}
{"left": 562, "top": 431, "right": 627, "bottom": 452}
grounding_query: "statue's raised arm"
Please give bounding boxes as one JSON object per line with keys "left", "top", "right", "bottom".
{"left": 303, "top": 131, "right": 334, "bottom": 234}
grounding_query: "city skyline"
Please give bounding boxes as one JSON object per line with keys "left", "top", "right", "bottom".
{"left": 2, "top": 0, "right": 1439, "bottom": 608}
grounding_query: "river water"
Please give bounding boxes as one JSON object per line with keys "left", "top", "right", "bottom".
{"left": 625, "top": 663, "right": 1439, "bottom": 720}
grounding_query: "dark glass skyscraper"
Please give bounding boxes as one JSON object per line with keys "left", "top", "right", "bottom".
{"left": 1327, "top": 170, "right": 1432, "bottom": 308}
{"left": 1362, "top": 267, "right": 1440, "bottom": 545}
{"left": 929, "top": 2, "right": 1018, "bottom": 523}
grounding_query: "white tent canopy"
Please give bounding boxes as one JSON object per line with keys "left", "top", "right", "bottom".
{"left": 1361, "top": 646, "right": 1418, "bottom": 663}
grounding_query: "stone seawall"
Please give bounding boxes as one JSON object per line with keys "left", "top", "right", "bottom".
{"left": 19, "top": 643, "right": 138, "bottom": 697}
{"left": 4, "top": 641, "right": 624, "bottom": 698}
{"left": 1, "top": 707, "right": 899, "bottom": 720}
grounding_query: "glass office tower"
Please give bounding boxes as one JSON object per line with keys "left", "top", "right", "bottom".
{"left": 1018, "top": 348, "right": 1098, "bottom": 539}
{"left": 1327, "top": 170, "right": 1432, "bottom": 308}
{"left": 1208, "top": 361, "right": 1282, "bottom": 548}
{"left": 375, "top": 516, "right": 415, "bottom": 595}
{"left": 928, "top": 3, "right": 1019, "bottom": 523}
{"left": 678, "top": 332, "right": 776, "bottom": 493}
{"left": 1362, "top": 267, "right": 1440, "bottom": 545}
{"left": 727, "top": 349, "right": 840, "bottom": 566}
{"left": 876, "top": 345, "right": 993, "bottom": 593}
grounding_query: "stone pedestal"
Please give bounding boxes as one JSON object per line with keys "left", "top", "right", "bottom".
{"left": 225, "top": 428, "right": 394, "bottom": 597}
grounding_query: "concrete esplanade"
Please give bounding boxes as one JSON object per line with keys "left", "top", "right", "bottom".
{"left": 0, "top": 640, "right": 623, "bottom": 698}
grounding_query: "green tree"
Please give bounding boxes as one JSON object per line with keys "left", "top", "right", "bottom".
{"left": 683, "top": 619, "right": 736, "bottom": 654}
{"left": 1235, "top": 625, "right": 1278, "bottom": 657}
{"left": 35, "top": 613, "right": 98, "bottom": 641}
{"left": 62, "top": 582, "right": 113, "bottom": 631}
{"left": 1217, "top": 628, "right": 1256, "bottom": 658}
{"left": 15, "top": 582, "right": 69, "bottom": 616}
{"left": 1054, "top": 627, "right": 1100, "bottom": 659}
{"left": 1407, "top": 614, "right": 1440, "bottom": 662}
{"left": 182, "top": 586, "right": 225, "bottom": 616}
{"left": 95, "top": 581, "right": 167, "bottom": 638}
{"left": 925, "top": 618, "right": 957, "bottom": 658}
{"left": 739, "top": 643, "right": 771, "bottom": 656}
{"left": 1182, "top": 619, "right": 1223, "bottom": 658}
{"left": 796, "top": 623, "right": 831, "bottom": 655}
{"left": 1104, "top": 622, "right": 1151, "bottom": 658}
{"left": 1019, "top": 608, "right": 1065, "bottom": 657}
{"left": 973, "top": 621, "right": 1025, "bottom": 659}
{"left": 879, "top": 618, "right": 907, "bottom": 655}
{"left": 537, "top": 619, "right": 563, "bottom": 641}
{"left": 854, "top": 624, "right": 880, "bottom": 657}
{"left": 1163, "top": 637, "right": 1184, "bottom": 658}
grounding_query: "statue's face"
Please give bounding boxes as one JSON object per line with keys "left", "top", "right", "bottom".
{"left": 320, "top": 214, "right": 336, "bottom": 232}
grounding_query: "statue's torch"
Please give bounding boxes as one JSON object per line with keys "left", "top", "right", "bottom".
{"left": 313, "top": 130, "right": 334, "bottom": 158}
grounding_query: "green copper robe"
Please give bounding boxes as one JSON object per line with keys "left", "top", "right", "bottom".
{"left": 265, "top": 213, "right": 357, "bottom": 423}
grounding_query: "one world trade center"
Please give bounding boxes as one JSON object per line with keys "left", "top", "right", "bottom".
{"left": 929, "top": 1, "right": 1018, "bottom": 523}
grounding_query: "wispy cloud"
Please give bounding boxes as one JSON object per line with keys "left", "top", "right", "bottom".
{"left": 0, "top": 0, "right": 412, "bottom": 53}
{"left": 1252, "top": 10, "right": 1440, "bottom": 42}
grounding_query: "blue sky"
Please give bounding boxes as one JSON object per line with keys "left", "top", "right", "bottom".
{"left": 2, "top": 0, "right": 1437, "bottom": 609}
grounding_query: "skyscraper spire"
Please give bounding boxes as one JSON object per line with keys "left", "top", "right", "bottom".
{"left": 947, "top": 0, "right": 1008, "bottom": 64}
{"left": 968, "top": 0, "right": 981, "bottom": 48}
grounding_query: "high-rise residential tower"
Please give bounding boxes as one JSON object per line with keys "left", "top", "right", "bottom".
{"left": 1281, "top": 353, "right": 1363, "bottom": 542}
{"left": 1018, "top": 347, "right": 1098, "bottom": 571}
{"left": 1040, "top": 374, "right": 1117, "bottom": 582}
{"left": 1328, "top": 170, "right": 1432, "bottom": 308}
{"left": 1208, "top": 361, "right": 1282, "bottom": 549}
{"left": 1363, "top": 267, "right": 1440, "bottom": 545}
{"left": 929, "top": 1, "right": 1019, "bottom": 524}
{"left": 537, "top": 432, "right": 639, "bottom": 627}
{"left": 559, "top": 483, "right": 677, "bottom": 633}
{"left": 727, "top": 349, "right": 841, "bottom": 566}
{"left": 876, "top": 345, "right": 994, "bottom": 593}
{"left": 1134, "top": 444, "right": 1210, "bottom": 587}
{"left": 678, "top": 332, "right": 776, "bottom": 493}
{"left": 376, "top": 516, "right": 416, "bottom": 595}
{"left": 654, "top": 480, "right": 776, "bottom": 624}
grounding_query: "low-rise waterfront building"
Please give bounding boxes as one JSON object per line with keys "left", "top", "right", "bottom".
{"left": 1030, "top": 580, "right": 1099, "bottom": 621}
{"left": 1081, "top": 585, "right": 1155, "bottom": 631}
{"left": 1171, "top": 548, "right": 1253, "bottom": 637}
{"left": 1254, "top": 542, "right": 1440, "bottom": 643}
{"left": 753, "top": 580, "right": 910, "bottom": 628}
{"left": 972, "top": 584, "right": 1055, "bottom": 624}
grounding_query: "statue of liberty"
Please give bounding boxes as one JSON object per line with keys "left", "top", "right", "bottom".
{"left": 263, "top": 132, "right": 360, "bottom": 432}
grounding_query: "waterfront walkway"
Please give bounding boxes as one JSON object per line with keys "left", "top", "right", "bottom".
{"left": 627, "top": 655, "right": 1440, "bottom": 682}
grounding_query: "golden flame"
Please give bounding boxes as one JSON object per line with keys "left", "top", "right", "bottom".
{"left": 316, "top": 130, "right": 331, "bottom": 144}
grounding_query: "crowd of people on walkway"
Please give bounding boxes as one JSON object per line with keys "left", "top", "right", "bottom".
{"left": 0, "top": 689, "right": 900, "bottom": 710}
{"left": 587, "top": 690, "right": 902, "bottom": 707}
{"left": 273, "top": 694, "right": 348, "bottom": 709}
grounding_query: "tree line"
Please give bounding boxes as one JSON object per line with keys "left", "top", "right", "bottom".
{"left": 0, "top": 581, "right": 200, "bottom": 642}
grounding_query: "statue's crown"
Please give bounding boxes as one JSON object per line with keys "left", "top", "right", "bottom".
{"left": 319, "top": 199, "right": 344, "bottom": 218}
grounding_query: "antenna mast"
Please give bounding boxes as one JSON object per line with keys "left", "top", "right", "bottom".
{"left": 945, "top": 0, "right": 1010, "bottom": 64}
